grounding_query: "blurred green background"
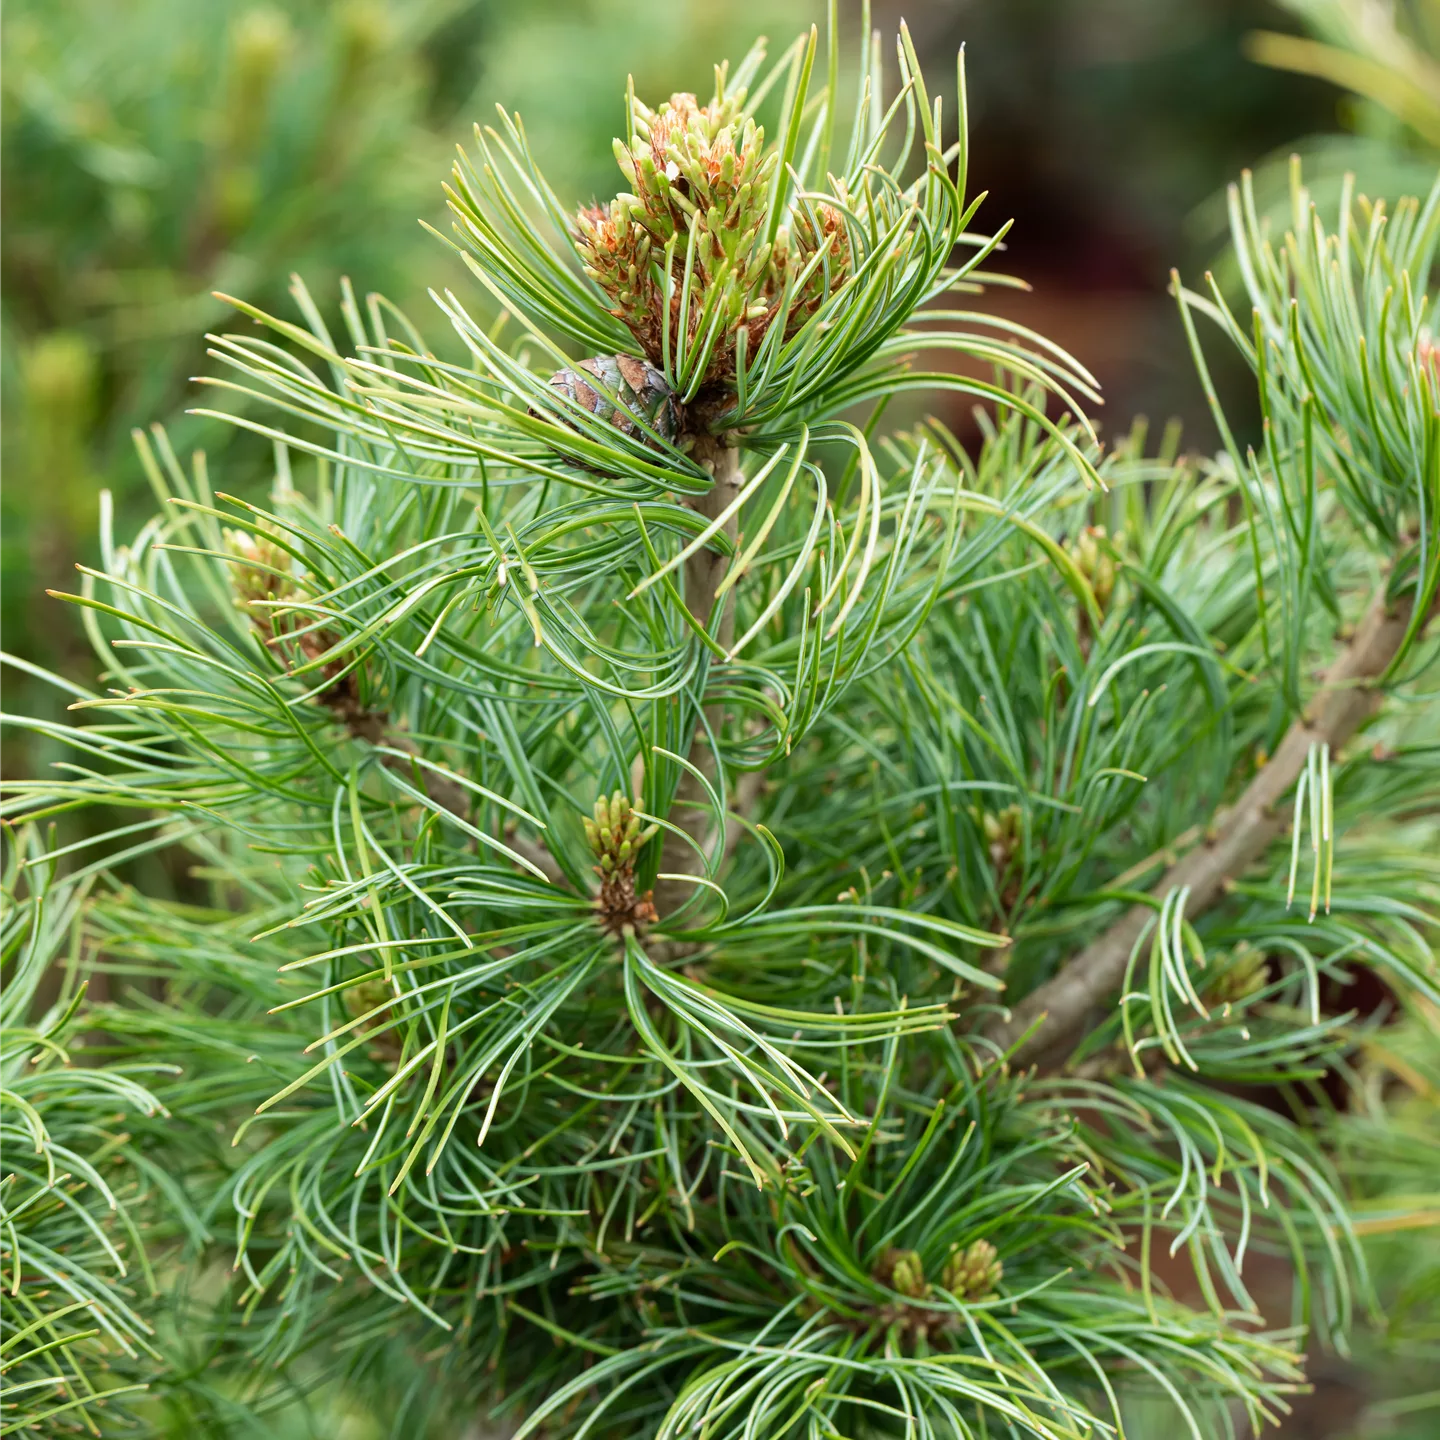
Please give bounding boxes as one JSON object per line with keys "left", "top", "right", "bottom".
{"left": 3, "top": 3, "right": 1437, "bottom": 1435}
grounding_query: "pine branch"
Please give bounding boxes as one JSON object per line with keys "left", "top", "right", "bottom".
{"left": 653, "top": 434, "right": 742, "bottom": 919}
{"left": 989, "top": 586, "right": 1426, "bottom": 1068}
{"left": 502, "top": 436, "right": 749, "bottom": 906}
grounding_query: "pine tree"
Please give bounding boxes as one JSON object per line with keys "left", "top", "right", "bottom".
{"left": 4, "top": 8, "right": 1438, "bottom": 1437}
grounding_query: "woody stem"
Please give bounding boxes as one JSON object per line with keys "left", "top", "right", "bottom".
{"left": 986, "top": 587, "right": 1423, "bottom": 1070}
{"left": 652, "top": 433, "right": 742, "bottom": 919}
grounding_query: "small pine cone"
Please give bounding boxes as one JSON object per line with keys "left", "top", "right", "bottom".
{"left": 539, "top": 354, "right": 681, "bottom": 449}
{"left": 942, "top": 1239, "right": 1002, "bottom": 1299}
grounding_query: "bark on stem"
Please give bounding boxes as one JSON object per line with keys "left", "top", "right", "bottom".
{"left": 652, "top": 434, "right": 742, "bottom": 918}
{"left": 988, "top": 589, "right": 1419, "bottom": 1069}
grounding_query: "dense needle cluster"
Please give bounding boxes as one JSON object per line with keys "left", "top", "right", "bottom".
{"left": 2, "top": 10, "right": 1438, "bottom": 1440}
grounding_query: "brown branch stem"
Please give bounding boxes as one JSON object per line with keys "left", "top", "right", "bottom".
{"left": 652, "top": 434, "right": 743, "bottom": 920}
{"left": 988, "top": 588, "right": 1420, "bottom": 1069}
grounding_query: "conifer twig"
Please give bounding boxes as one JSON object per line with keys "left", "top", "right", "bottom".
{"left": 511, "top": 435, "right": 748, "bottom": 900}
{"left": 653, "top": 434, "right": 743, "bottom": 918}
{"left": 989, "top": 587, "right": 1425, "bottom": 1068}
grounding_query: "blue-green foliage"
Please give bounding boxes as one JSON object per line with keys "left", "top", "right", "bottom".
{"left": 2, "top": 10, "right": 1438, "bottom": 1438}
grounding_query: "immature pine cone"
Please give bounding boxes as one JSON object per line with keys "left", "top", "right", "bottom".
{"left": 540, "top": 353, "right": 681, "bottom": 451}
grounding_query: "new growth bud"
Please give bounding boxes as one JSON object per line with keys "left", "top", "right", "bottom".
{"left": 1066, "top": 525, "right": 1124, "bottom": 657}
{"left": 873, "top": 1246, "right": 930, "bottom": 1300}
{"left": 978, "top": 804, "right": 1022, "bottom": 869}
{"left": 342, "top": 975, "right": 401, "bottom": 1068}
{"left": 1205, "top": 942, "right": 1269, "bottom": 1005}
{"left": 889, "top": 1250, "right": 928, "bottom": 1299}
{"left": 972, "top": 803, "right": 1025, "bottom": 911}
{"left": 588, "top": 791, "right": 660, "bottom": 936}
{"left": 1068, "top": 526, "right": 1121, "bottom": 614}
{"left": 223, "top": 525, "right": 293, "bottom": 615}
{"left": 571, "top": 79, "right": 852, "bottom": 391}
{"left": 942, "top": 1239, "right": 1002, "bottom": 1300}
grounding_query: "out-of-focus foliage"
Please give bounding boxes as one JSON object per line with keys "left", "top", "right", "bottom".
{"left": 0, "top": 0, "right": 486, "bottom": 690}
{"left": 473, "top": 0, "right": 810, "bottom": 202}
{"left": 1241, "top": 0, "right": 1440, "bottom": 215}
{"left": 0, "top": 832, "right": 170, "bottom": 1437}
{"left": 1251, "top": 0, "right": 1440, "bottom": 148}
